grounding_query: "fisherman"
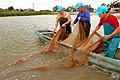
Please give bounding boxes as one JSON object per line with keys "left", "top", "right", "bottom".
{"left": 54, "top": 6, "right": 72, "bottom": 41}
{"left": 71, "top": 2, "right": 91, "bottom": 37}
{"left": 93, "top": 6, "right": 120, "bottom": 58}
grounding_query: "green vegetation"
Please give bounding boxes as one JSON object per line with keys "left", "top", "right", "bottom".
{"left": 0, "top": 0, "right": 119, "bottom": 17}
{"left": 52, "top": 5, "right": 94, "bottom": 12}
{"left": 0, "top": 11, "right": 57, "bottom": 17}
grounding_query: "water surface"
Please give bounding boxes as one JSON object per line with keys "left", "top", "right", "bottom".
{"left": 0, "top": 15, "right": 118, "bottom": 80}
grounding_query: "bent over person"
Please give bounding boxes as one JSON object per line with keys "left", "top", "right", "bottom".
{"left": 94, "top": 6, "right": 120, "bottom": 58}
{"left": 54, "top": 6, "right": 71, "bottom": 41}
{"left": 71, "top": 2, "right": 91, "bottom": 37}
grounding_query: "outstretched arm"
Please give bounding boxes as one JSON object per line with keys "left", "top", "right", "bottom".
{"left": 55, "top": 15, "right": 60, "bottom": 28}
{"left": 95, "top": 24, "right": 101, "bottom": 31}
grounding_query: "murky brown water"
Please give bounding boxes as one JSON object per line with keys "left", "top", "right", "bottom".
{"left": 0, "top": 15, "right": 119, "bottom": 80}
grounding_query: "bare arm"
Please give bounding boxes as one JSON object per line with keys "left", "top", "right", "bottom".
{"left": 55, "top": 14, "right": 61, "bottom": 28}
{"left": 95, "top": 24, "right": 101, "bottom": 31}
{"left": 109, "top": 27, "right": 120, "bottom": 37}
{"left": 64, "top": 13, "right": 71, "bottom": 25}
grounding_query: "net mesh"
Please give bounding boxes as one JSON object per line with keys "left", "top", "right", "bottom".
{"left": 62, "top": 21, "right": 86, "bottom": 46}
{"left": 32, "top": 21, "right": 86, "bottom": 55}
{"left": 19, "top": 21, "right": 104, "bottom": 71}
{"left": 3, "top": 21, "right": 105, "bottom": 73}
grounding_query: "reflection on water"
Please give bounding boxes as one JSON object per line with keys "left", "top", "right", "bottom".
{"left": 0, "top": 15, "right": 118, "bottom": 80}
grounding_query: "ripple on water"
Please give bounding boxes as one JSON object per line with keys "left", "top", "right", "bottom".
{"left": 0, "top": 15, "right": 118, "bottom": 80}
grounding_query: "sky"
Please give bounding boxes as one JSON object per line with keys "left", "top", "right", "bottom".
{"left": 0, "top": 0, "right": 117, "bottom": 11}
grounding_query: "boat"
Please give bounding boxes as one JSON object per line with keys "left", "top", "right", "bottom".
{"left": 34, "top": 27, "right": 120, "bottom": 76}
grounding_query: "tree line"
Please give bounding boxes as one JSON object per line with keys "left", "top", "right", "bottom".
{"left": 101, "top": 0, "right": 120, "bottom": 8}
{"left": 53, "top": 5, "right": 94, "bottom": 12}
{"left": 0, "top": 0, "right": 119, "bottom": 12}
{"left": 53, "top": 0, "right": 120, "bottom": 12}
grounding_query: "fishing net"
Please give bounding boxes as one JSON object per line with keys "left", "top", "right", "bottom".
{"left": 31, "top": 21, "right": 86, "bottom": 56}
{"left": 16, "top": 28, "right": 104, "bottom": 72}
{"left": 14, "top": 21, "right": 104, "bottom": 71}
{"left": 1, "top": 21, "right": 105, "bottom": 77}
{"left": 62, "top": 21, "right": 86, "bottom": 46}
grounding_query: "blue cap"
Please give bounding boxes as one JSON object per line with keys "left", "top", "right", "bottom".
{"left": 57, "top": 6, "right": 63, "bottom": 12}
{"left": 95, "top": 6, "right": 108, "bottom": 15}
{"left": 75, "top": 2, "right": 84, "bottom": 9}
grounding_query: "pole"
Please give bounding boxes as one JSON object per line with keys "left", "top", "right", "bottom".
{"left": 32, "top": 3, "right": 34, "bottom": 11}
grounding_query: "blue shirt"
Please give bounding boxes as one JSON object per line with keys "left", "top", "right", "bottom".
{"left": 73, "top": 9, "right": 90, "bottom": 24}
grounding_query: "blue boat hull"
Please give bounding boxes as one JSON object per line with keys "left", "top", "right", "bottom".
{"left": 34, "top": 27, "right": 120, "bottom": 75}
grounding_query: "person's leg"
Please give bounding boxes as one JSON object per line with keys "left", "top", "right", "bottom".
{"left": 66, "top": 25, "right": 71, "bottom": 38}
{"left": 66, "top": 24, "right": 71, "bottom": 34}
{"left": 101, "top": 42, "right": 109, "bottom": 56}
{"left": 102, "top": 41, "right": 109, "bottom": 52}
{"left": 107, "top": 38, "right": 120, "bottom": 58}
{"left": 83, "top": 22, "right": 91, "bottom": 37}
{"left": 58, "top": 30, "right": 63, "bottom": 41}
{"left": 60, "top": 27, "right": 66, "bottom": 41}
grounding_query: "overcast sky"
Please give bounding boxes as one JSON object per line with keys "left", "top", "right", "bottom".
{"left": 0, "top": 0, "right": 117, "bottom": 11}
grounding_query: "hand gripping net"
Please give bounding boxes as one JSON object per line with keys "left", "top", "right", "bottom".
{"left": 1, "top": 21, "right": 105, "bottom": 78}
{"left": 21, "top": 21, "right": 104, "bottom": 71}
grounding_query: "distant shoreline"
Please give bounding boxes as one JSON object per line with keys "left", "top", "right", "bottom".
{"left": 0, "top": 11, "right": 57, "bottom": 17}
{"left": 0, "top": 11, "right": 120, "bottom": 19}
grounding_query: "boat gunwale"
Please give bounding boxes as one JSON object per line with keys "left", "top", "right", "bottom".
{"left": 34, "top": 28, "right": 120, "bottom": 75}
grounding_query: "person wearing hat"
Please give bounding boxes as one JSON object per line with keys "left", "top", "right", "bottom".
{"left": 54, "top": 6, "right": 72, "bottom": 41}
{"left": 94, "top": 6, "right": 120, "bottom": 58}
{"left": 71, "top": 2, "right": 91, "bottom": 37}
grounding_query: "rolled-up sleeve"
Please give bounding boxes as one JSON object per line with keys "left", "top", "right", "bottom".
{"left": 98, "top": 18, "right": 103, "bottom": 26}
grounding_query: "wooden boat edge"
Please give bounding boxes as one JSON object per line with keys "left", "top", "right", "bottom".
{"left": 34, "top": 27, "right": 120, "bottom": 75}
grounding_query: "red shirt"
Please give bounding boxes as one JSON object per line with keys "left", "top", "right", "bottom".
{"left": 98, "top": 14, "right": 119, "bottom": 29}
